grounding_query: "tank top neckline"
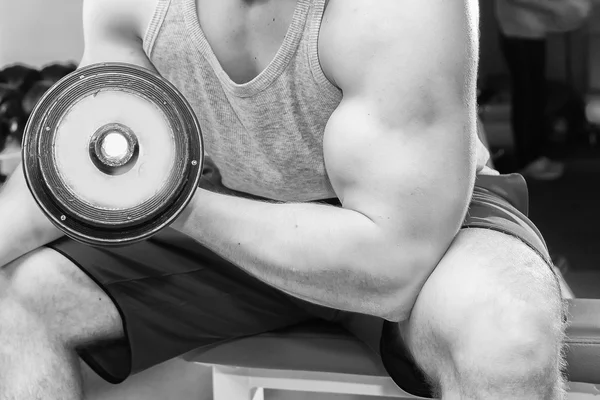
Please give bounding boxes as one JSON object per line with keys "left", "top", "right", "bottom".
{"left": 182, "top": 0, "right": 312, "bottom": 98}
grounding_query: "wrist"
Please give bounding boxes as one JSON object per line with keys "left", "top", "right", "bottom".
{"left": 170, "top": 187, "right": 210, "bottom": 233}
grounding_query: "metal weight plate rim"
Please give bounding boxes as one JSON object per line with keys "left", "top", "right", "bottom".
{"left": 22, "top": 62, "right": 204, "bottom": 246}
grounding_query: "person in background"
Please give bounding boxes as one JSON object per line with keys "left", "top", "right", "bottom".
{"left": 495, "top": 0, "right": 591, "bottom": 180}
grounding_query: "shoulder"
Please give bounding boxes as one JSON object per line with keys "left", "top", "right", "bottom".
{"left": 79, "top": 0, "right": 160, "bottom": 68}
{"left": 82, "top": 0, "right": 159, "bottom": 41}
{"left": 318, "top": 0, "right": 479, "bottom": 90}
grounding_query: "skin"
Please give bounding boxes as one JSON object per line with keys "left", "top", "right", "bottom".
{"left": 2, "top": 0, "right": 480, "bottom": 321}
{"left": 0, "top": 1, "right": 566, "bottom": 399}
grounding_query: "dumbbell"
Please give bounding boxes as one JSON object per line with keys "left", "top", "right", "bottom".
{"left": 22, "top": 63, "right": 204, "bottom": 247}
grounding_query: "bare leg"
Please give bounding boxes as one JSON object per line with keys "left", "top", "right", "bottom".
{"left": 0, "top": 248, "right": 123, "bottom": 400}
{"left": 401, "top": 228, "right": 566, "bottom": 400}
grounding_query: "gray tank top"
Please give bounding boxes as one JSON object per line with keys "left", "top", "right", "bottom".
{"left": 144, "top": 0, "right": 341, "bottom": 201}
{"left": 144, "top": 0, "right": 491, "bottom": 201}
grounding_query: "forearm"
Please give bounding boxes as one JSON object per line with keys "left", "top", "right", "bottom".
{"left": 173, "top": 189, "right": 434, "bottom": 320}
{"left": 0, "top": 165, "right": 63, "bottom": 266}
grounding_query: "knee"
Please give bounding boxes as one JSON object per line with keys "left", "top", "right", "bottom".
{"left": 454, "top": 300, "right": 567, "bottom": 391}
{"left": 438, "top": 271, "right": 567, "bottom": 399}
{"left": 0, "top": 248, "right": 122, "bottom": 347}
{"left": 447, "top": 301, "right": 567, "bottom": 399}
{"left": 453, "top": 246, "right": 567, "bottom": 378}
{"left": 0, "top": 249, "right": 79, "bottom": 331}
{"left": 407, "top": 229, "right": 568, "bottom": 398}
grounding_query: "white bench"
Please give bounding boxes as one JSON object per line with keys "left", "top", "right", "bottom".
{"left": 185, "top": 321, "right": 425, "bottom": 400}
{"left": 185, "top": 313, "right": 600, "bottom": 400}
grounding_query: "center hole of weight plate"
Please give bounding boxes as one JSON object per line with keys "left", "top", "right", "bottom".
{"left": 101, "top": 132, "right": 129, "bottom": 162}
{"left": 89, "top": 123, "right": 139, "bottom": 176}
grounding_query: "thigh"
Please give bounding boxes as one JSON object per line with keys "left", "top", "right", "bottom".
{"left": 529, "top": 41, "right": 547, "bottom": 123}
{"left": 1, "top": 246, "right": 124, "bottom": 344}
{"left": 500, "top": 36, "right": 528, "bottom": 80}
{"left": 502, "top": 38, "right": 540, "bottom": 105}
{"left": 46, "top": 229, "right": 331, "bottom": 384}
{"left": 529, "top": 39, "right": 547, "bottom": 87}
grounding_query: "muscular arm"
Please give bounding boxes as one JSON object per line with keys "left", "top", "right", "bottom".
{"left": 0, "top": 0, "right": 156, "bottom": 266}
{"left": 6, "top": 0, "right": 478, "bottom": 321}
{"left": 174, "top": 0, "right": 480, "bottom": 321}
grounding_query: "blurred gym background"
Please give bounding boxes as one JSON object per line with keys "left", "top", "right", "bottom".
{"left": 1, "top": 0, "right": 600, "bottom": 300}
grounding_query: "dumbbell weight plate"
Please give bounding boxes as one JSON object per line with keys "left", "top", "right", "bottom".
{"left": 22, "top": 62, "right": 203, "bottom": 246}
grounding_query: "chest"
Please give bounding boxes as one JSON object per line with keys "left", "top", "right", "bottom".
{"left": 195, "top": 0, "right": 298, "bottom": 84}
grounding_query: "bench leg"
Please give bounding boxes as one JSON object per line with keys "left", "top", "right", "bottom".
{"left": 213, "top": 366, "right": 264, "bottom": 400}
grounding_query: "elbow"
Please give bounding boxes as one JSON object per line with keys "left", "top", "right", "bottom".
{"left": 368, "top": 277, "right": 420, "bottom": 322}
{"left": 377, "top": 269, "right": 433, "bottom": 322}
{"left": 367, "top": 239, "right": 451, "bottom": 323}
{"left": 342, "top": 204, "right": 466, "bottom": 321}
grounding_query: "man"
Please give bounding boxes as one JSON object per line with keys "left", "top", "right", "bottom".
{"left": 496, "top": 0, "right": 590, "bottom": 180}
{"left": 0, "top": 0, "right": 566, "bottom": 399}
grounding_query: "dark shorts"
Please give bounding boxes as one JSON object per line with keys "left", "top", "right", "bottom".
{"left": 46, "top": 172, "right": 552, "bottom": 398}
